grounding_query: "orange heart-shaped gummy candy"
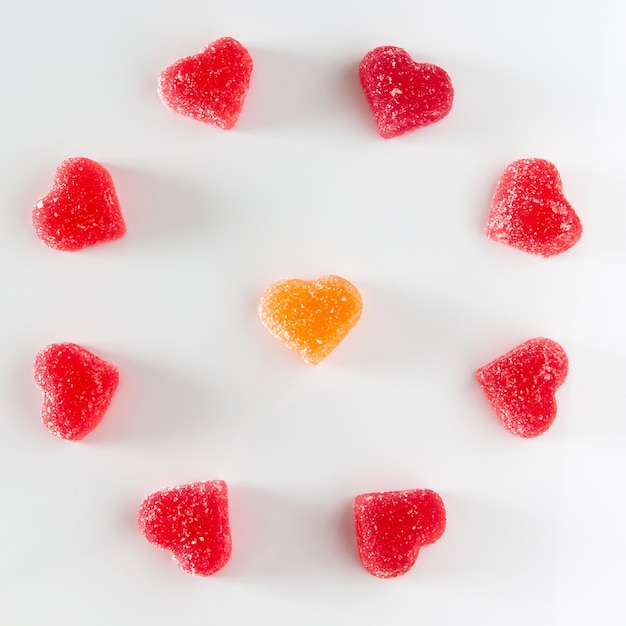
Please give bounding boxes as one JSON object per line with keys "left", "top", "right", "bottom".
{"left": 259, "top": 275, "right": 362, "bottom": 365}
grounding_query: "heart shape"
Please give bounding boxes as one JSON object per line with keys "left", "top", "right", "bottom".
{"left": 137, "top": 481, "right": 232, "bottom": 576}
{"left": 259, "top": 275, "right": 363, "bottom": 365}
{"left": 475, "top": 337, "right": 568, "bottom": 438}
{"left": 158, "top": 37, "right": 253, "bottom": 130}
{"left": 32, "top": 157, "right": 126, "bottom": 251}
{"left": 484, "top": 158, "right": 583, "bottom": 257}
{"left": 359, "top": 46, "right": 454, "bottom": 139}
{"left": 33, "top": 343, "right": 119, "bottom": 441}
{"left": 354, "top": 489, "right": 446, "bottom": 578}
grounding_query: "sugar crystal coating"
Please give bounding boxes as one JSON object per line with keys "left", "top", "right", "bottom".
{"left": 359, "top": 46, "right": 454, "bottom": 139}
{"left": 259, "top": 275, "right": 362, "bottom": 365}
{"left": 354, "top": 489, "right": 446, "bottom": 578}
{"left": 475, "top": 337, "right": 568, "bottom": 438}
{"left": 32, "top": 157, "right": 126, "bottom": 251}
{"left": 33, "top": 343, "right": 119, "bottom": 441}
{"left": 484, "top": 158, "right": 582, "bottom": 257}
{"left": 138, "top": 481, "right": 232, "bottom": 576}
{"left": 158, "top": 37, "right": 253, "bottom": 129}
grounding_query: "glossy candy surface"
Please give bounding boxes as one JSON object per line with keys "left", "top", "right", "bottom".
{"left": 32, "top": 157, "right": 126, "bottom": 251}
{"left": 359, "top": 46, "right": 454, "bottom": 139}
{"left": 158, "top": 37, "right": 253, "bottom": 129}
{"left": 138, "top": 481, "right": 232, "bottom": 576}
{"left": 475, "top": 337, "right": 568, "bottom": 437}
{"left": 484, "top": 158, "right": 582, "bottom": 257}
{"left": 259, "top": 275, "right": 362, "bottom": 365}
{"left": 33, "top": 343, "right": 119, "bottom": 441}
{"left": 354, "top": 489, "right": 446, "bottom": 578}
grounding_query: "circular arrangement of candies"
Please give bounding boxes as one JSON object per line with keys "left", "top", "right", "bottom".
{"left": 31, "top": 37, "right": 579, "bottom": 579}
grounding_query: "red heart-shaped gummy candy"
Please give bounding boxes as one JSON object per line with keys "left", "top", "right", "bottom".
{"left": 484, "top": 158, "right": 582, "bottom": 257}
{"left": 138, "top": 481, "right": 232, "bottom": 576}
{"left": 359, "top": 46, "right": 454, "bottom": 139}
{"left": 354, "top": 489, "right": 446, "bottom": 578}
{"left": 34, "top": 343, "right": 119, "bottom": 441}
{"left": 32, "top": 157, "right": 126, "bottom": 251}
{"left": 158, "top": 37, "right": 253, "bottom": 129}
{"left": 475, "top": 337, "right": 568, "bottom": 438}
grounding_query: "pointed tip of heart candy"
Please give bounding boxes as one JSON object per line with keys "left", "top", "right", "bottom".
{"left": 259, "top": 274, "right": 363, "bottom": 366}
{"left": 158, "top": 36, "right": 253, "bottom": 130}
{"left": 475, "top": 337, "right": 569, "bottom": 438}
{"left": 138, "top": 481, "right": 232, "bottom": 576}
{"left": 484, "top": 158, "right": 583, "bottom": 257}
{"left": 358, "top": 45, "right": 454, "bottom": 139}
{"left": 32, "top": 157, "right": 126, "bottom": 252}
{"left": 354, "top": 488, "right": 446, "bottom": 578}
{"left": 33, "top": 342, "right": 119, "bottom": 441}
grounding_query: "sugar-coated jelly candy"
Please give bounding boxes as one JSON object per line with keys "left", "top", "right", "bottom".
{"left": 158, "top": 37, "right": 253, "bottom": 130}
{"left": 259, "top": 275, "right": 362, "bottom": 366}
{"left": 359, "top": 46, "right": 454, "bottom": 139}
{"left": 475, "top": 337, "right": 568, "bottom": 438}
{"left": 484, "top": 158, "right": 582, "bottom": 257}
{"left": 138, "top": 481, "right": 232, "bottom": 576}
{"left": 354, "top": 489, "right": 446, "bottom": 578}
{"left": 33, "top": 343, "right": 119, "bottom": 441}
{"left": 32, "top": 157, "right": 126, "bottom": 251}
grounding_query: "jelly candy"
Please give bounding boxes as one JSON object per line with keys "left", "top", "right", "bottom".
{"left": 33, "top": 343, "right": 119, "bottom": 441}
{"left": 484, "top": 158, "right": 582, "bottom": 257}
{"left": 32, "top": 157, "right": 126, "bottom": 251}
{"left": 354, "top": 489, "right": 446, "bottom": 578}
{"left": 138, "top": 481, "right": 232, "bottom": 576}
{"left": 259, "top": 275, "right": 362, "bottom": 365}
{"left": 158, "top": 37, "right": 253, "bottom": 129}
{"left": 358, "top": 46, "right": 454, "bottom": 139}
{"left": 475, "top": 337, "right": 568, "bottom": 438}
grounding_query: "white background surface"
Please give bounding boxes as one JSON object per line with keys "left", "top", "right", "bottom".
{"left": 1, "top": 0, "right": 625, "bottom": 624}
